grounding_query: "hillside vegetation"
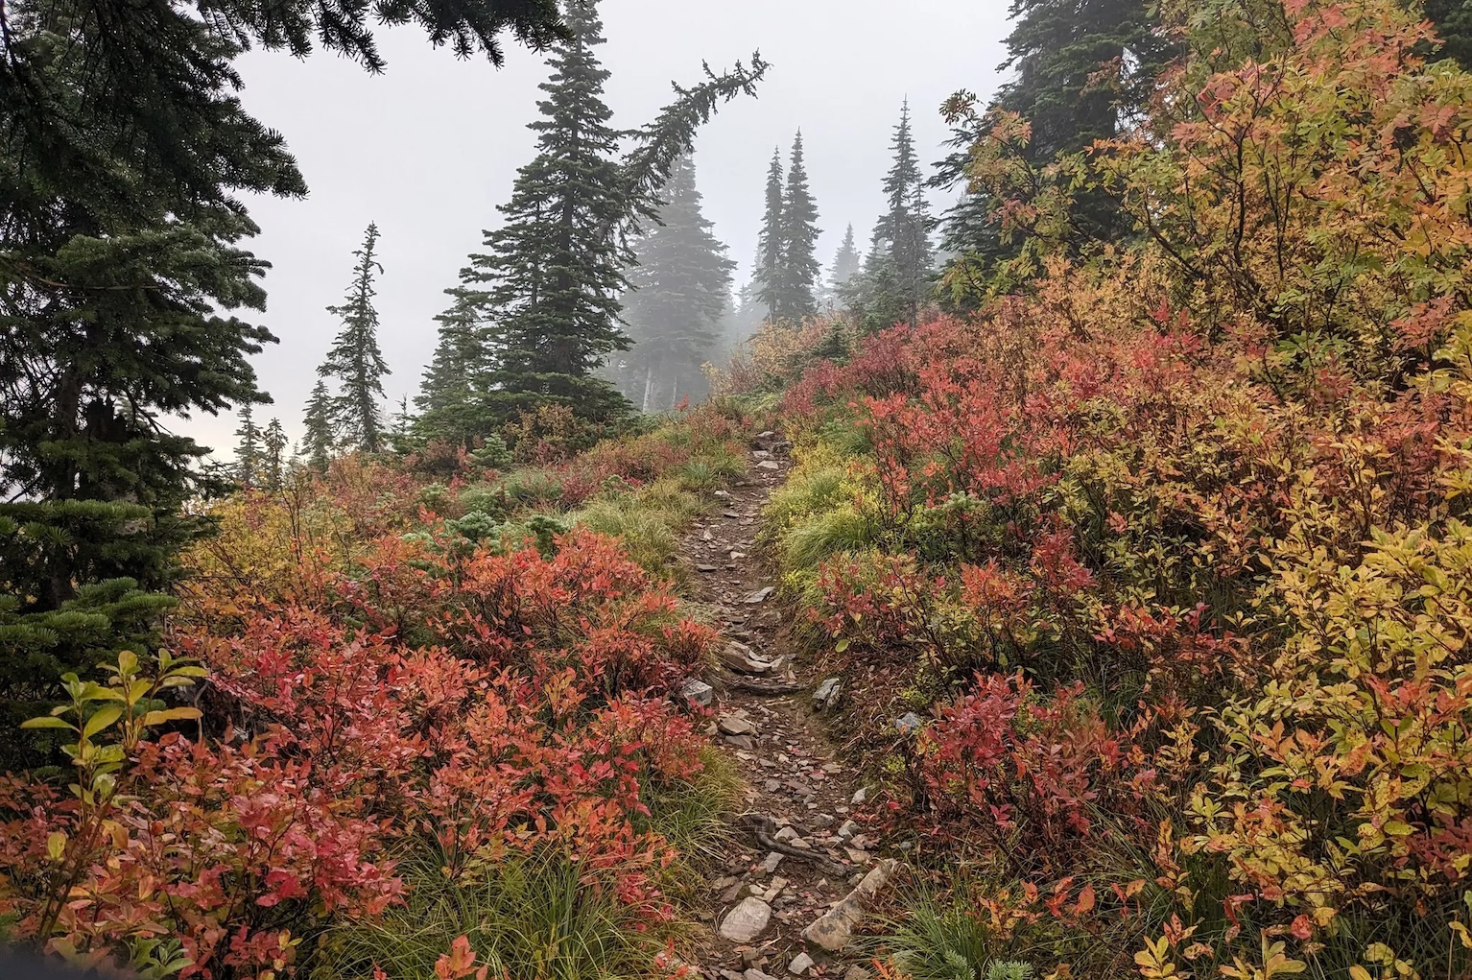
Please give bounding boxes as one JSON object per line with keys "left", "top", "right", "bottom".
{"left": 4, "top": 1, "right": 1472, "bottom": 979}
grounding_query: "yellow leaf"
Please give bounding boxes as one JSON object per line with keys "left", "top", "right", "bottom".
{"left": 47, "top": 832, "right": 66, "bottom": 861}
{"left": 142, "top": 707, "right": 203, "bottom": 727}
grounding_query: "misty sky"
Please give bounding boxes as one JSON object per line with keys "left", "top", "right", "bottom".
{"left": 200, "top": 0, "right": 1012, "bottom": 460}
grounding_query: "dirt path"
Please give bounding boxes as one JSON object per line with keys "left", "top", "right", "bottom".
{"left": 678, "top": 433, "right": 887, "bottom": 980}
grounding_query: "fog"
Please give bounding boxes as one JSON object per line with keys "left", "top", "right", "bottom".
{"left": 198, "top": 1, "right": 1011, "bottom": 458}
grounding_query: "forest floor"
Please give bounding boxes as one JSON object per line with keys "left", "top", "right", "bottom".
{"left": 678, "top": 434, "right": 896, "bottom": 980}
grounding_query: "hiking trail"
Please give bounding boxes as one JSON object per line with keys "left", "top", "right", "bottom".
{"left": 677, "top": 432, "right": 895, "bottom": 980}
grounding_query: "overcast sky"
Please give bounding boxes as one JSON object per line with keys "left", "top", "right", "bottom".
{"left": 199, "top": 0, "right": 1012, "bottom": 460}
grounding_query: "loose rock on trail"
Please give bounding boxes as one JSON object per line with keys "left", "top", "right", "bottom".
{"left": 677, "top": 432, "right": 895, "bottom": 978}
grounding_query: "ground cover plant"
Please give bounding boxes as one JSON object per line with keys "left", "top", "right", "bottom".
{"left": 720, "top": 1, "right": 1472, "bottom": 976}
{"left": 0, "top": 404, "right": 751, "bottom": 979}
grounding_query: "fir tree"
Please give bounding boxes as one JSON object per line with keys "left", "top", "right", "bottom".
{"left": 0, "top": 0, "right": 566, "bottom": 741}
{"left": 753, "top": 148, "right": 787, "bottom": 322}
{"left": 829, "top": 223, "right": 862, "bottom": 296}
{"left": 233, "top": 405, "right": 262, "bottom": 487}
{"left": 994, "top": 0, "right": 1178, "bottom": 243}
{"left": 1427, "top": 0, "right": 1472, "bottom": 70}
{"left": 414, "top": 289, "right": 495, "bottom": 447}
{"left": 850, "top": 101, "right": 934, "bottom": 329}
{"left": 776, "top": 130, "right": 821, "bottom": 320}
{"left": 261, "top": 418, "right": 288, "bottom": 492}
{"left": 453, "top": 0, "right": 766, "bottom": 432}
{"left": 615, "top": 154, "right": 735, "bottom": 411}
{"left": 302, "top": 380, "right": 337, "bottom": 472}
{"left": 320, "top": 222, "right": 391, "bottom": 453}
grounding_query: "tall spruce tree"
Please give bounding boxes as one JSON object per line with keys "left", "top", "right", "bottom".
{"left": 261, "top": 418, "right": 287, "bottom": 492}
{"left": 414, "top": 289, "right": 494, "bottom": 447}
{"left": 302, "top": 381, "right": 337, "bottom": 472}
{"left": 849, "top": 101, "right": 934, "bottom": 329}
{"left": 753, "top": 148, "right": 787, "bottom": 322}
{"left": 455, "top": 0, "right": 765, "bottom": 431}
{"left": 615, "top": 154, "right": 735, "bottom": 411}
{"left": 0, "top": 0, "right": 565, "bottom": 735}
{"left": 994, "top": 0, "right": 1178, "bottom": 243}
{"left": 233, "top": 405, "right": 262, "bottom": 487}
{"left": 1427, "top": 0, "right": 1472, "bottom": 69}
{"left": 829, "top": 223, "right": 862, "bottom": 296}
{"left": 776, "top": 130, "right": 821, "bottom": 320}
{"left": 319, "top": 223, "right": 391, "bottom": 453}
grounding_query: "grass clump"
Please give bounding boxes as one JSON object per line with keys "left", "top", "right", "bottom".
{"left": 322, "top": 847, "right": 669, "bottom": 980}
{"left": 569, "top": 479, "right": 701, "bottom": 574}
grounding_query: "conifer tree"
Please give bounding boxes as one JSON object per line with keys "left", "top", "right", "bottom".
{"left": 753, "top": 148, "right": 787, "bottom": 322}
{"left": 233, "top": 406, "right": 262, "bottom": 487}
{"left": 414, "top": 290, "right": 494, "bottom": 447}
{"left": 615, "top": 154, "right": 735, "bottom": 411}
{"left": 319, "top": 222, "right": 391, "bottom": 452}
{"left": 829, "top": 223, "right": 862, "bottom": 296}
{"left": 994, "top": 0, "right": 1178, "bottom": 243}
{"left": 849, "top": 101, "right": 934, "bottom": 329}
{"left": 261, "top": 418, "right": 288, "bottom": 492}
{"left": 776, "top": 130, "right": 821, "bottom": 320}
{"left": 455, "top": 0, "right": 766, "bottom": 430}
{"left": 1427, "top": 0, "right": 1472, "bottom": 69}
{"left": 0, "top": 0, "right": 566, "bottom": 739}
{"left": 302, "top": 380, "right": 337, "bottom": 472}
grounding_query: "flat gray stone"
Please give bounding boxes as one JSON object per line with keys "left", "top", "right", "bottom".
{"left": 788, "top": 953, "right": 815, "bottom": 976}
{"left": 679, "top": 678, "right": 714, "bottom": 707}
{"left": 719, "top": 896, "right": 773, "bottom": 944}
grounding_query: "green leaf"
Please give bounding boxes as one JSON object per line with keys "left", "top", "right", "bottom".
{"left": 82, "top": 705, "right": 123, "bottom": 740}
{"left": 21, "top": 716, "right": 77, "bottom": 731}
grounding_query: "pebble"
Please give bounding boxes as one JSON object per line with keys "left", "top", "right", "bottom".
{"left": 720, "top": 896, "right": 773, "bottom": 943}
{"left": 759, "top": 852, "right": 784, "bottom": 873}
{"left": 679, "top": 678, "right": 714, "bottom": 707}
{"left": 837, "top": 820, "right": 859, "bottom": 840}
{"left": 895, "top": 712, "right": 923, "bottom": 734}
{"left": 757, "top": 460, "right": 781, "bottom": 470}
{"left": 851, "top": 787, "right": 868, "bottom": 806}
{"left": 744, "top": 586, "right": 777, "bottom": 604}
{"left": 719, "top": 714, "right": 755, "bottom": 736}
{"left": 697, "top": 564, "right": 718, "bottom": 573}
{"left": 788, "top": 953, "right": 815, "bottom": 976}
{"left": 813, "top": 677, "right": 841, "bottom": 707}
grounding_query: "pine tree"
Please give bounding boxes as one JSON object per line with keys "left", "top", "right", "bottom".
{"left": 753, "top": 148, "right": 787, "bottom": 322}
{"left": 0, "top": 0, "right": 567, "bottom": 744}
{"left": 616, "top": 154, "right": 735, "bottom": 411}
{"left": 320, "top": 222, "right": 391, "bottom": 452}
{"left": 414, "top": 289, "right": 495, "bottom": 447}
{"left": 849, "top": 101, "right": 934, "bottom": 329}
{"left": 776, "top": 130, "right": 821, "bottom": 320}
{"left": 829, "top": 223, "right": 862, "bottom": 296}
{"left": 302, "top": 380, "right": 337, "bottom": 472}
{"left": 233, "top": 405, "right": 262, "bottom": 487}
{"left": 1427, "top": 0, "right": 1472, "bottom": 69}
{"left": 261, "top": 418, "right": 288, "bottom": 492}
{"left": 456, "top": 0, "right": 766, "bottom": 431}
{"left": 995, "top": 0, "right": 1178, "bottom": 242}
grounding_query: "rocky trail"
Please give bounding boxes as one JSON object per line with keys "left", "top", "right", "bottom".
{"left": 676, "top": 432, "right": 898, "bottom": 980}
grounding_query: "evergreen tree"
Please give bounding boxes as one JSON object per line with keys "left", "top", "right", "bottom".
{"left": 849, "top": 101, "right": 934, "bottom": 329}
{"left": 615, "top": 154, "right": 735, "bottom": 411}
{"left": 414, "top": 289, "right": 495, "bottom": 447}
{"left": 0, "top": 0, "right": 566, "bottom": 740}
{"left": 261, "top": 418, "right": 288, "bottom": 492}
{"left": 302, "top": 380, "right": 337, "bottom": 472}
{"left": 995, "top": 0, "right": 1178, "bottom": 242}
{"left": 753, "top": 148, "right": 787, "bottom": 322}
{"left": 455, "top": 0, "right": 766, "bottom": 431}
{"left": 776, "top": 130, "right": 821, "bottom": 320}
{"left": 319, "top": 222, "right": 391, "bottom": 453}
{"left": 929, "top": 115, "right": 1012, "bottom": 307}
{"left": 829, "top": 223, "right": 862, "bottom": 296}
{"left": 1427, "top": 0, "right": 1472, "bottom": 69}
{"left": 233, "top": 406, "right": 262, "bottom": 487}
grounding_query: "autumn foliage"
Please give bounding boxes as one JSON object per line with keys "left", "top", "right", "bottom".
{"left": 745, "top": 1, "right": 1472, "bottom": 976}
{"left": 0, "top": 409, "right": 738, "bottom": 977}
